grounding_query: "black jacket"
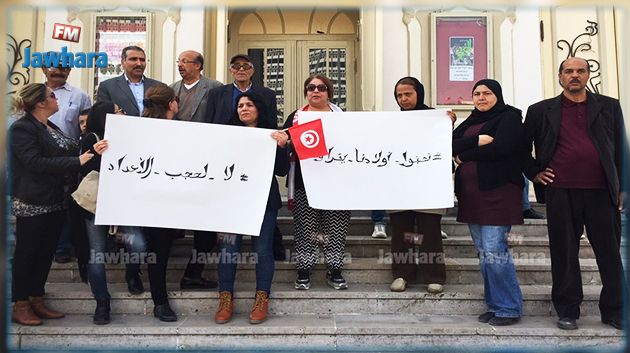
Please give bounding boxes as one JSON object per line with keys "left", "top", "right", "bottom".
{"left": 522, "top": 92, "right": 626, "bottom": 205}
{"left": 268, "top": 146, "right": 290, "bottom": 210}
{"left": 10, "top": 114, "right": 81, "bottom": 206}
{"left": 204, "top": 84, "right": 278, "bottom": 127}
{"left": 452, "top": 109, "right": 525, "bottom": 195}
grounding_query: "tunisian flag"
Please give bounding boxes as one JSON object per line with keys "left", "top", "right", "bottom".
{"left": 288, "top": 118, "right": 329, "bottom": 160}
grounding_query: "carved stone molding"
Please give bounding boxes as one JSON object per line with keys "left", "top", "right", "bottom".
{"left": 556, "top": 20, "right": 601, "bottom": 94}
{"left": 6, "top": 34, "right": 31, "bottom": 95}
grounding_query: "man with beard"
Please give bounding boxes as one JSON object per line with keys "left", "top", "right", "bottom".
{"left": 96, "top": 46, "right": 161, "bottom": 116}
{"left": 523, "top": 56, "right": 627, "bottom": 331}
{"left": 42, "top": 59, "right": 92, "bottom": 264}
{"left": 170, "top": 50, "right": 222, "bottom": 290}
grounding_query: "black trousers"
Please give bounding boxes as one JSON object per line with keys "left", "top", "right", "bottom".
{"left": 12, "top": 211, "right": 65, "bottom": 301}
{"left": 145, "top": 228, "right": 176, "bottom": 305}
{"left": 183, "top": 231, "right": 217, "bottom": 279}
{"left": 390, "top": 211, "right": 446, "bottom": 284}
{"left": 546, "top": 187, "right": 624, "bottom": 321}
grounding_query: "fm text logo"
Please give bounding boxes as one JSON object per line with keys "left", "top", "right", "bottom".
{"left": 52, "top": 23, "right": 81, "bottom": 43}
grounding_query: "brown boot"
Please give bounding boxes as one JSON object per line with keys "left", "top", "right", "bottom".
{"left": 12, "top": 301, "right": 42, "bottom": 325}
{"left": 249, "top": 290, "right": 269, "bottom": 324}
{"left": 215, "top": 291, "right": 233, "bottom": 324}
{"left": 30, "top": 297, "right": 65, "bottom": 319}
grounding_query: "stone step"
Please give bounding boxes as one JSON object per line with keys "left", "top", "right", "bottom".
{"left": 47, "top": 257, "right": 604, "bottom": 286}
{"left": 275, "top": 216, "right": 551, "bottom": 238}
{"left": 10, "top": 314, "right": 622, "bottom": 351}
{"left": 169, "top": 234, "right": 600, "bottom": 259}
{"left": 41, "top": 282, "right": 605, "bottom": 317}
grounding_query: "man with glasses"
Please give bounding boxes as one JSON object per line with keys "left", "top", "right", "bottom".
{"left": 96, "top": 45, "right": 162, "bottom": 117}
{"left": 171, "top": 50, "right": 222, "bottom": 122}
{"left": 41, "top": 58, "right": 92, "bottom": 265}
{"left": 204, "top": 54, "right": 278, "bottom": 127}
{"left": 170, "top": 50, "right": 222, "bottom": 290}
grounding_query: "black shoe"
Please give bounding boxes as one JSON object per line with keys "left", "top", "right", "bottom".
{"left": 274, "top": 247, "right": 287, "bottom": 261}
{"left": 602, "top": 319, "right": 623, "bottom": 330}
{"left": 557, "top": 317, "right": 578, "bottom": 330}
{"left": 478, "top": 312, "right": 495, "bottom": 323}
{"left": 326, "top": 269, "right": 348, "bottom": 290}
{"left": 488, "top": 316, "right": 520, "bottom": 326}
{"left": 125, "top": 270, "right": 144, "bottom": 295}
{"left": 294, "top": 269, "right": 311, "bottom": 290}
{"left": 180, "top": 276, "right": 217, "bottom": 290}
{"left": 93, "top": 299, "right": 111, "bottom": 325}
{"left": 523, "top": 208, "right": 545, "bottom": 219}
{"left": 153, "top": 303, "right": 177, "bottom": 322}
{"left": 54, "top": 251, "right": 73, "bottom": 264}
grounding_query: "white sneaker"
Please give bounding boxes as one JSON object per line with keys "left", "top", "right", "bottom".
{"left": 372, "top": 224, "right": 387, "bottom": 238}
{"left": 427, "top": 283, "right": 443, "bottom": 294}
{"left": 390, "top": 278, "right": 407, "bottom": 292}
{"left": 441, "top": 230, "right": 448, "bottom": 239}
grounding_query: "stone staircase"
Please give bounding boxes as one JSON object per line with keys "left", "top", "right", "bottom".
{"left": 8, "top": 206, "right": 627, "bottom": 351}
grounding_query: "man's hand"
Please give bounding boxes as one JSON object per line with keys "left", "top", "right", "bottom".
{"left": 533, "top": 168, "right": 555, "bottom": 185}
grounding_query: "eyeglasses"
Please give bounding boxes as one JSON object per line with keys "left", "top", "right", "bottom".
{"left": 306, "top": 84, "right": 328, "bottom": 92}
{"left": 176, "top": 59, "right": 198, "bottom": 65}
{"left": 230, "top": 63, "right": 253, "bottom": 71}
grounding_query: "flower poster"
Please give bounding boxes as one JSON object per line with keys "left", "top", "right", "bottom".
{"left": 449, "top": 37, "right": 474, "bottom": 81}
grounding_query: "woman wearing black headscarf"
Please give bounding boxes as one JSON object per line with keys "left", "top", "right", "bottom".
{"left": 452, "top": 79, "right": 524, "bottom": 326}
{"left": 388, "top": 77, "right": 455, "bottom": 294}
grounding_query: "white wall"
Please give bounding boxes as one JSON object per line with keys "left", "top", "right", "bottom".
{"left": 511, "top": 7, "right": 544, "bottom": 112}
{"left": 380, "top": 7, "right": 408, "bottom": 112}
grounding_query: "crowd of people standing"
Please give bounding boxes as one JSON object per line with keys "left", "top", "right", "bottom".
{"left": 9, "top": 47, "right": 626, "bottom": 332}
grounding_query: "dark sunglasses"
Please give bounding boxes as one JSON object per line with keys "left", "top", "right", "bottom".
{"left": 230, "top": 63, "right": 253, "bottom": 71}
{"left": 306, "top": 84, "right": 328, "bottom": 92}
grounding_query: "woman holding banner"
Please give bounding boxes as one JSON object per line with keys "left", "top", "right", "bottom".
{"left": 282, "top": 74, "right": 351, "bottom": 291}
{"left": 139, "top": 83, "right": 182, "bottom": 322}
{"left": 214, "top": 91, "right": 289, "bottom": 324}
{"left": 388, "top": 77, "right": 454, "bottom": 294}
{"left": 452, "top": 79, "right": 524, "bottom": 326}
{"left": 79, "top": 101, "right": 148, "bottom": 325}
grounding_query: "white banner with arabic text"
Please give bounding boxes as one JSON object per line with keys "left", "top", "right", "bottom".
{"left": 298, "top": 110, "right": 454, "bottom": 210}
{"left": 94, "top": 115, "right": 277, "bottom": 236}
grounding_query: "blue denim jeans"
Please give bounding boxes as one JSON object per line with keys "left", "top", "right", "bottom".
{"left": 84, "top": 217, "right": 147, "bottom": 300}
{"left": 468, "top": 224, "right": 523, "bottom": 318}
{"left": 371, "top": 210, "right": 386, "bottom": 225}
{"left": 218, "top": 208, "right": 277, "bottom": 294}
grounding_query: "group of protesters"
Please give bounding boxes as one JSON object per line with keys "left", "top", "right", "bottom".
{"left": 9, "top": 45, "right": 626, "bottom": 332}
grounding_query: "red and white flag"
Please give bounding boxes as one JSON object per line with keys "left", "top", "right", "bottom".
{"left": 288, "top": 118, "right": 329, "bottom": 160}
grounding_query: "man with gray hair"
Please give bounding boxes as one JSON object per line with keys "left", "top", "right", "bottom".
{"left": 171, "top": 50, "right": 222, "bottom": 290}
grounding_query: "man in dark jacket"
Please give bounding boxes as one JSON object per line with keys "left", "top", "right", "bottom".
{"left": 523, "top": 56, "right": 626, "bottom": 331}
{"left": 96, "top": 46, "right": 162, "bottom": 116}
{"left": 204, "top": 54, "right": 278, "bottom": 127}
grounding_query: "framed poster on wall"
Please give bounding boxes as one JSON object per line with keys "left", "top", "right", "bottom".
{"left": 431, "top": 13, "right": 492, "bottom": 107}
{"left": 88, "top": 12, "right": 153, "bottom": 99}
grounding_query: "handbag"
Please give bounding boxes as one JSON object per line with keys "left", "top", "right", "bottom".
{"left": 71, "top": 133, "right": 100, "bottom": 213}
{"left": 72, "top": 170, "right": 99, "bottom": 214}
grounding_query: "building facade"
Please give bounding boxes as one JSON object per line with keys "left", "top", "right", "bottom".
{"left": 6, "top": 6, "right": 627, "bottom": 127}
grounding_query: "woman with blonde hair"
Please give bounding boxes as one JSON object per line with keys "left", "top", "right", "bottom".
{"left": 10, "top": 83, "right": 94, "bottom": 325}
